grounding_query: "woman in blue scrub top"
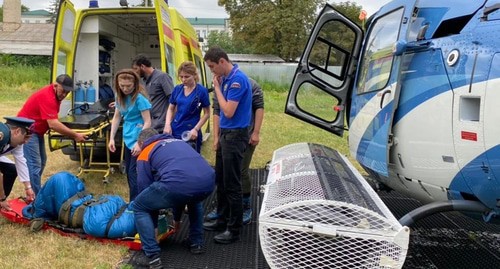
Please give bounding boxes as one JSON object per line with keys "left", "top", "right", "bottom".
{"left": 164, "top": 61, "right": 210, "bottom": 152}
{"left": 108, "top": 69, "right": 152, "bottom": 201}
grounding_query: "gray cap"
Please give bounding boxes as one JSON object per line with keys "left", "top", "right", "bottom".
{"left": 56, "top": 74, "right": 75, "bottom": 92}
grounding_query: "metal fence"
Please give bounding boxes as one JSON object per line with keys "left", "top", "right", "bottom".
{"left": 205, "top": 62, "right": 298, "bottom": 87}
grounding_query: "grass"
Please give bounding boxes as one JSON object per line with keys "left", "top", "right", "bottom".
{"left": 0, "top": 66, "right": 355, "bottom": 268}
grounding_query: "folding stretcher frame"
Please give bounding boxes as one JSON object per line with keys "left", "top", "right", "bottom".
{"left": 48, "top": 114, "right": 123, "bottom": 182}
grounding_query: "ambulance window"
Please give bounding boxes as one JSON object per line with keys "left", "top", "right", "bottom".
{"left": 165, "top": 44, "right": 176, "bottom": 79}
{"left": 61, "top": 9, "right": 75, "bottom": 43}
{"left": 194, "top": 56, "right": 206, "bottom": 85}
{"left": 57, "top": 51, "right": 67, "bottom": 75}
{"left": 357, "top": 8, "right": 404, "bottom": 94}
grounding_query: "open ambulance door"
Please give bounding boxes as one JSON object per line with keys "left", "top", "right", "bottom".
{"left": 50, "top": 0, "right": 78, "bottom": 150}
{"left": 154, "top": 0, "right": 177, "bottom": 80}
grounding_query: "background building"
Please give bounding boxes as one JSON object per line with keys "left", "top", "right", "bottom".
{"left": 187, "top": 17, "right": 230, "bottom": 51}
{"left": 21, "top": 9, "right": 52, "bottom": 24}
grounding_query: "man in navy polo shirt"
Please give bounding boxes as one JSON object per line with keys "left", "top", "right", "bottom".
{"left": 202, "top": 46, "right": 252, "bottom": 244}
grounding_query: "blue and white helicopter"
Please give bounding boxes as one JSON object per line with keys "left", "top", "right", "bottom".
{"left": 286, "top": 0, "right": 500, "bottom": 226}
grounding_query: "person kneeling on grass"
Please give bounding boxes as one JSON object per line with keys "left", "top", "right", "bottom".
{"left": 131, "top": 128, "right": 215, "bottom": 269}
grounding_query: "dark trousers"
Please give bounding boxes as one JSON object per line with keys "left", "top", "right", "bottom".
{"left": 0, "top": 162, "right": 17, "bottom": 197}
{"left": 124, "top": 147, "right": 138, "bottom": 201}
{"left": 241, "top": 144, "right": 256, "bottom": 195}
{"left": 215, "top": 128, "right": 249, "bottom": 233}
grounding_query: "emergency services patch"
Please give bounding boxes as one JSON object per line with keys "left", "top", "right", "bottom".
{"left": 230, "top": 82, "right": 241, "bottom": 89}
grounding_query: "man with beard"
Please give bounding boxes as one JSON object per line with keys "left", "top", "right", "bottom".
{"left": 132, "top": 54, "right": 174, "bottom": 133}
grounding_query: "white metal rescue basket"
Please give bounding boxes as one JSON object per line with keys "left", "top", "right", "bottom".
{"left": 259, "top": 143, "right": 410, "bottom": 269}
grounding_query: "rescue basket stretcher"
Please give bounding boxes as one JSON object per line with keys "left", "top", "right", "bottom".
{"left": 259, "top": 143, "right": 410, "bottom": 269}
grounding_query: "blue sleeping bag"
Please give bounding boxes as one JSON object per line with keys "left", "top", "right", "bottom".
{"left": 23, "top": 171, "right": 86, "bottom": 220}
{"left": 22, "top": 171, "right": 136, "bottom": 239}
{"left": 83, "top": 195, "right": 137, "bottom": 238}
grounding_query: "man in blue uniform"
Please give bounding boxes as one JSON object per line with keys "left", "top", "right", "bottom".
{"left": 131, "top": 128, "right": 215, "bottom": 269}
{"left": 0, "top": 117, "right": 36, "bottom": 210}
{"left": 202, "top": 46, "right": 252, "bottom": 244}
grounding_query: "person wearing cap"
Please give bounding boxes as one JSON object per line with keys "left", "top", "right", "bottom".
{"left": 17, "top": 74, "right": 87, "bottom": 195}
{"left": 0, "top": 117, "right": 36, "bottom": 210}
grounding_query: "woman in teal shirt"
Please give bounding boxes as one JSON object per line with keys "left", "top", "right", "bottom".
{"left": 108, "top": 69, "right": 151, "bottom": 201}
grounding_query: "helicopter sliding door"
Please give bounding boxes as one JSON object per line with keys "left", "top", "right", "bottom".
{"left": 348, "top": 0, "right": 418, "bottom": 177}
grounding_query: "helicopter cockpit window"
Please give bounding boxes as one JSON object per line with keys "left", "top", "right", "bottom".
{"left": 308, "top": 20, "right": 356, "bottom": 89}
{"left": 357, "top": 8, "right": 404, "bottom": 94}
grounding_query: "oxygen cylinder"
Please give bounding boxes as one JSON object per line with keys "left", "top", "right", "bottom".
{"left": 74, "top": 82, "right": 85, "bottom": 114}
{"left": 86, "top": 80, "right": 96, "bottom": 105}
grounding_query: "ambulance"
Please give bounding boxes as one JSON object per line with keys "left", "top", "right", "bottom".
{"left": 49, "top": 0, "right": 208, "bottom": 161}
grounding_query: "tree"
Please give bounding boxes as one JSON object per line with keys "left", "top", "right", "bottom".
{"left": 47, "top": 0, "right": 59, "bottom": 24}
{"left": 330, "top": 1, "right": 363, "bottom": 27}
{"left": 218, "top": 0, "right": 325, "bottom": 61}
{"left": 206, "top": 31, "right": 237, "bottom": 53}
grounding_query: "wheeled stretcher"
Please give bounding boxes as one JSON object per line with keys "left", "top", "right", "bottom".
{"left": 48, "top": 114, "right": 123, "bottom": 182}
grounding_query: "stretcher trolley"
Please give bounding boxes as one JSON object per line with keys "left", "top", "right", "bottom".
{"left": 48, "top": 113, "right": 123, "bottom": 183}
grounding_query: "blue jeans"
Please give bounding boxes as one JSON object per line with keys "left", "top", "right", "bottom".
{"left": 131, "top": 182, "right": 211, "bottom": 258}
{"left": 23, "top": 134, "right": 46, "bottom": 194}
{"left": 124, "top": 146, "right": 138, "bottom": 201}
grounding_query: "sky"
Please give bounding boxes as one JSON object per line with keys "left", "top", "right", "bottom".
{"left": 1, "top": 0, "right": 388, "bottom": 19}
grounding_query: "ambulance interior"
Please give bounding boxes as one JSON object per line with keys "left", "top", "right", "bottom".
{"left": 73, "top": 13, "right": 163, "bottom": 106}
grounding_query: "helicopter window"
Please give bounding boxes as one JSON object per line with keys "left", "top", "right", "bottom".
{"left": 295, "top": 82, "right": 340, "bottom": 123}
{"left": 357, "top": 8, "right": 404, "bottom": 94}
{"left": 307, "top": 20, "right": 356, "bottom": 89}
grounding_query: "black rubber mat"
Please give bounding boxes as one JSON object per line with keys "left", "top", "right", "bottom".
{"left": 129, "top": 169, "right": 500, "bottom": 269}
{"left": 380, "top": 192, "right": 500, "bottom": 269}
{"left": 130, "top": 168, "right": 270, "bottom": 269}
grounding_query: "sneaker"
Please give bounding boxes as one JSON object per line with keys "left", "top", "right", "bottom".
{"left": 131, "top": 251, "right": 152, "bottom": 267}
{"left": 243, "top": 207, "right": 253, "bottom": 225}
{"left": 205, "top": 208, "right": 220, "bottom": 221}
{"left": 149, "top": 257, "right": 163, "bottom": 269}
{"left": 181, "top": 238, "right": 205, "bottom": 254}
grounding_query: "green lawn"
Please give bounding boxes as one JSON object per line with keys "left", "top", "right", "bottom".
{"left": 0, "top": 66, "right": 356, "bottom": 268}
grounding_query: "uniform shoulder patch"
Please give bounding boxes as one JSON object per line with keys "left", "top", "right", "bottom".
{"left": 230, "top": 82, "right": 241, "bottom": 89}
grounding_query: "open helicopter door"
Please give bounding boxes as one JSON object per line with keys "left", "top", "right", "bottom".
{"left": 348, "top": 0, "right": 419, "bottom": 177}
{"left": 269, "top": 5, "right": 410, "bottom": 269}
{"left": 285, "top": 4, "right": 363, "bottom": 137}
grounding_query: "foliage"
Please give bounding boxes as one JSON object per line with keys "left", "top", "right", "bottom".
{"left": 218, "top": 0, "right": 326, "bottom": 62}
{"left": 47, "top": 0, "right": 59, "bottom": 24}
{"left": 206, "top": 31, "right": 237, "bottom": 53}
{"left": 330, "top": 1, "right": 364, "bottom": 27}
{"left": 0, "top": 54, "right": 52, "bottom": 67}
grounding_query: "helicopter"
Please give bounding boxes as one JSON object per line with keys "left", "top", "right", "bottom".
{"left": 285, "top": 0, "right": 500, "bottom": 226}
